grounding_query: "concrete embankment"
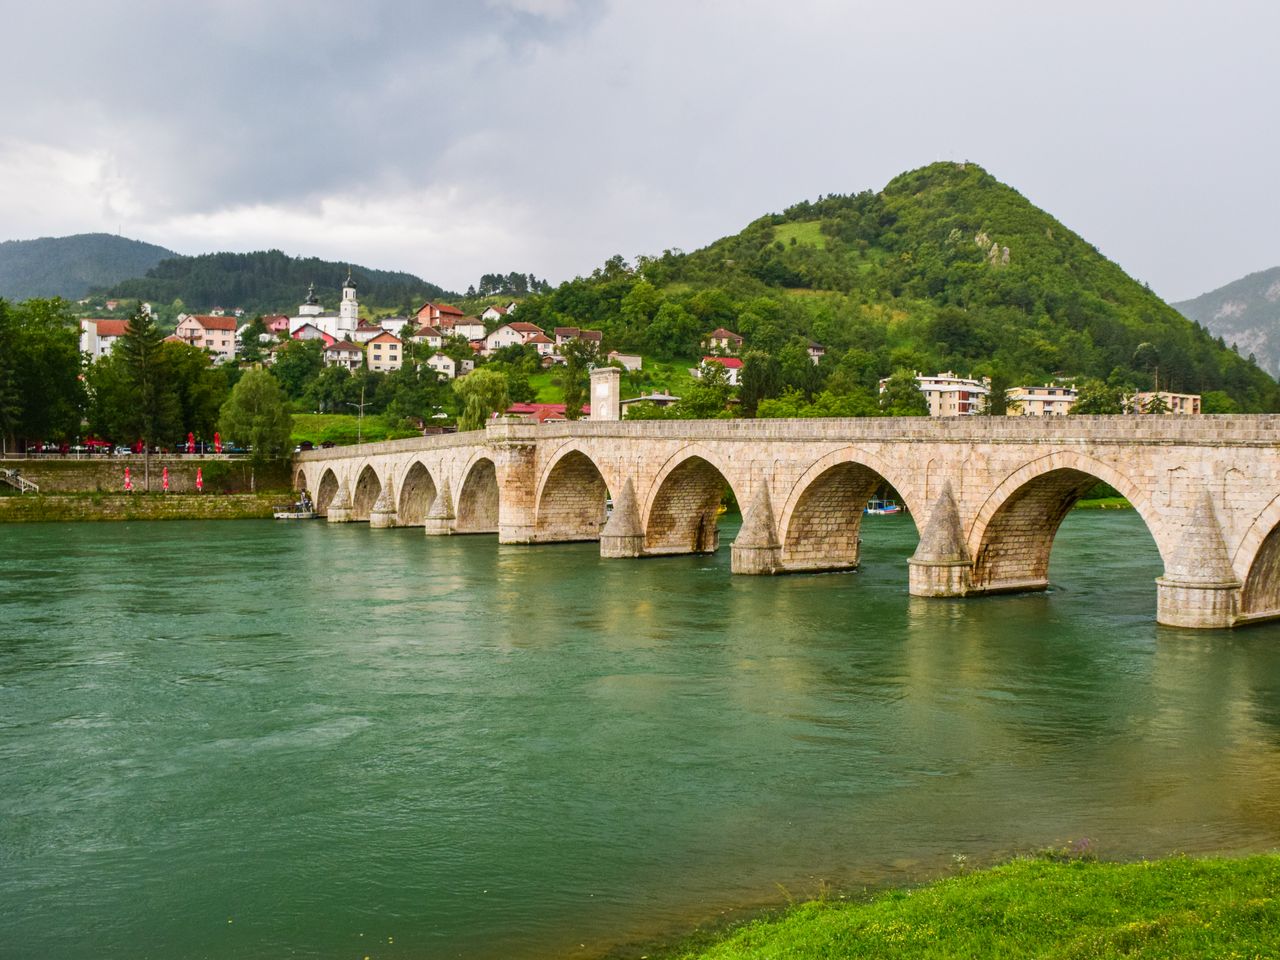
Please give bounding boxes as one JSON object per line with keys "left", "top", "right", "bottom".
{"left": 0, "top": 493, "right": 282, "bottom": 523}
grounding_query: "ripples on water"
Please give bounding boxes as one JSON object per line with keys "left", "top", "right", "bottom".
{"left": 3, "top": 514, "right": 1280, "bottom": 959}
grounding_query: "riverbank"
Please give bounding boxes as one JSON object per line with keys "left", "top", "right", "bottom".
{"left": 649, "top": 854, "right": 1280, "bottom": 959}
{"left": 1074, "top": 496, "right": 1132, "bottom": 509}
{"left": 0, "top": 492, "right": 284, "bottom": 522}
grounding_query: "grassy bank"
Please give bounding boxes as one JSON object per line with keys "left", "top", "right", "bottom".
{"left": 290, "top": 413, "right": 420, "bottom": 447}
{"left": 0, "top": 493, "right": 284, "bottom": 522}
{"left": 1074, "top": 496, "right": 1133, "bottom": 509}
{"left": 651, "top": 854, "right": 1280, "bottom": 959}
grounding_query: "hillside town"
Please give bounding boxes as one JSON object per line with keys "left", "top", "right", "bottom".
{"left": 75, "top": 273, "right": 1205, "bottom": 428}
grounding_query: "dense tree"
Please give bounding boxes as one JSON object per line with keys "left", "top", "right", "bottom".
{"left": 117, "top": 307, "right": 179, "bottom": 488}
{"left": 1071, "top": 379, "right": 1124, "bottom": 414}
{"left": 219, "top": 367, "right": 293, "bottom": 466}
{"left": 739, "top": 350, "right": 782, "bottom": 416}
{"left": 0, "top": 298, "right": 84, "bottom": 449}
{"left": 557, "top": 338, "right": 600, "bottom": 420}
{"left": 271, "top": 339, "right": 324, "bottom": 399}
{"left": 878, "top": 369, "right": 929, "bottom": 416}
{"left": 453, "top": 368, "right": 510, "bottom": 431}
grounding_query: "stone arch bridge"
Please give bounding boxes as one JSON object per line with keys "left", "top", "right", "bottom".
{"left": 294, "top": 416, "right": 1280, "bottom": 629}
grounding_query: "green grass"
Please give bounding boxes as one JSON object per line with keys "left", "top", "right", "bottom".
{"left": 290, "top": 413, "right": 420, "bottom": 447}
{"left": 773, "top": 220, "right": 827, "bottom": 249}
{"left": 1074, "top": 496, "right": 1133, "bottom": 510}
{"left": 522, "top": 357, "right": 701, "bottom": 406}
{"left": 653, "top": 855, "right": 1280, "bottom": 959}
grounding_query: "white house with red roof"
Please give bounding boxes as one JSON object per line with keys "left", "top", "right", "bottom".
{"left": 292, "top": 322, "right": 333, "bottom": 345}
{"left": 175, "top": 314, "right": 238, "bottom": 362}
{"left": 481, "top": 304, "right": 508, "bottom": 323}
{"left": 426, "top": 352, "right": 475, "bottom": 380}
{"left": 526, "top": 332, "right": 556, "bottom": 357}
{"left": 323, "top": 340, "right": 363, "bottom": 370}
{"left": 353, "top": 321, "right": 384, "bottom": 344}
{"left": 365, "top": 332, "right": 404, "bottom": 372}
{"left": 694, "top": 355, "right": 743, "bottom": 386}
{"left": 484, "top": 321, "right": 546, "bottom": 355}
{"left": 79, "top": 318, "right": 130, "bottom": 358}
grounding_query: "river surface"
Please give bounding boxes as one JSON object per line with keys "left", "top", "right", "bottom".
{"left": 4, "top": 513, "right": 1280, "bottom": 959}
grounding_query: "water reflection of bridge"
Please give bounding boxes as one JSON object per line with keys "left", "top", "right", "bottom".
{"left": 296, "top": 416, "right": 1280, "bottom": 629}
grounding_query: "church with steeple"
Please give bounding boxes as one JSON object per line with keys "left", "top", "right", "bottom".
{"left": 288, "top": 270, "right": 360, "bottom": 339}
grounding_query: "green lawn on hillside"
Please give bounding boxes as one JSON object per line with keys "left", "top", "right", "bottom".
{"left": 526, "top": 357, "right": 701, "bottom": 406}
{"left": 290, "top": 413, "right": 420, "bottom": 447}
{"left": 773, "top": 220, "right": 827, "bottom": 249}
{"left": 656, "top": 855, "right": 1280, "bottom": 959}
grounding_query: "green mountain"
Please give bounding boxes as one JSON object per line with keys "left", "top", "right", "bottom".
{"left": 511, "top": 161, "right": 1277, "bottom": 411}
{"left": 0, "top": 233, "right": 176, "bottom": 301}
{"left": 107, "top": 249, "right": 455, "bottom": 316}
{"left": 1173, "top": 267, "right": 1280, "bottom": 378}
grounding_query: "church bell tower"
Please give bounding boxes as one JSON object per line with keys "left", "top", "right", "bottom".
{"left": 338, "top": 268, "right": 359, "bottom": 334}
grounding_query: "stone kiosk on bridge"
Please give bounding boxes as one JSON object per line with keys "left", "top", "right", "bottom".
{"left": 296, "top": 393, "right": 1280, "bottom": 630}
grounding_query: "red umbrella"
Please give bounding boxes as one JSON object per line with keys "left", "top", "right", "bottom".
{"left": 195, "top": 467, "right": 204, "bottom": 493}
{"left": 214, "top": 432, "right": 222, "bottom": 454}
{"left": 124, "top": 466, "right": 133, "bottom": 492}
{"left": 187, "top": 432, "right": 195, "bottom": 454}
{"left": 162, "top": 466, "right": 170, "bottom": 492}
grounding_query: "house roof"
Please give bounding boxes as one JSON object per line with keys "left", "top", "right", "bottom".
{"left": 703, "top": 355, "right": 743, "bottom": 368}
{"left": 578, "top": 329, "right": 603, "bottom": 341}
{"left": 505, "top": 402, "right": 592, "bottom": 424}
{"left": 325, "top": 340, "right": 362, "bottom": 352}
{"left": 554, "top": 326, "right": 579, "bottom": 337}
{"left": 356, "top": 321, "right": 382, "bottom": 331}
{"left": 92, "top": 319, "right": 131, "bottom": 337}
{"left": 415, "top": 325, "right": 443, "bottom": 339}
{"left": 706, "top": 327, "right": 742, "bottom": 341}
{"left": 508, "top": 321, "right": 545, "bottom": 334}
{"left": 163, "top": 334, "right": 185, "bottom": 344}
{"left": 485, "top": 305, "right": 508, "bottom": 315}
{"left": 189, "top": 315, "right": 239, "bottom": 331}
{"left": 367, "top": 332, "right": 402, "bottom": 345}
{"left": 419, "top": 301, "right": 464, "bottom": 316}
{"left": 428, "top": 352, "right": 454, "bottom": 363}
{"left": 527, "top": 333, "right": 554, "bottom": 344}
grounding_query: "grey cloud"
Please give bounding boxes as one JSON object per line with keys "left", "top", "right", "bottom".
{"left": 3, "top": 0, "right": 1279, "bottom": 297}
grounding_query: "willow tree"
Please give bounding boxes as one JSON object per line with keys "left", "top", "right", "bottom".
{"left": 452, "top": 368, "right": 509, "bottom": 432}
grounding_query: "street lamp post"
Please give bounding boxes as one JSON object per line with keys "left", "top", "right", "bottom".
{"left": 345, "top": 385, "right": 370, "bottom": 445}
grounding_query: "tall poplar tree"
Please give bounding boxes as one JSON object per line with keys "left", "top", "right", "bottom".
{"left": 117, "top": 307, "right": 178, "bottom": 489}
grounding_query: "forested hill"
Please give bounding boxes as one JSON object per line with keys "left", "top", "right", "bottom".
{"left": 0, "top": 233, "right": 176, "bottom": 300}
{"left": 512, "top": 161, "right": 1277, "bottom": 412}
{"left": 107, "top": 249, "right": 456, "bottom": 315}
{"left": 1174, "top": 266, "right": 1280, "bottom": 379}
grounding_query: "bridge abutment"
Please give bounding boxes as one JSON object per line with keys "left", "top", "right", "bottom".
{"left": 495, "top": 442, "right": 538, "bottom": 543}
{"left": 423, "top": 478, "right": 456, "bottom": 536}
{"left": 326, "top": 481, "right": 355, "bottom": 523}
{"left": 1154, "top": 490, "right": 1242, "bottom": 628}
{"left": 369, "top": 477, "right": 398, "bottom": 528}
{"left": 730, "top": 484, "right": 782, "bottom": 574}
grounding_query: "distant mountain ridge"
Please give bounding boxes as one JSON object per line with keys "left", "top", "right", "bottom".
{"left": 1173, "top": 266, "right": 1280, "bottom": 377}
{"left": 0, "top": 233, "right": 176, "bottom": 301}
{"left": 107, "top": 249, "right": 456, "bottom": 316}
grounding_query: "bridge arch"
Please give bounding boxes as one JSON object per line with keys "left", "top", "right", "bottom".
{"left": 1234, "top": 493, "right": 1280, "bottom": 621}
{"left": 534, "top": 444, "right": 611, "bottom": 542}
{"left": 397, "top": 460, "right": 438, "bottom": 527}
{"left": 777, "top": 447, "right": 923, "bottom": 573}
{"left": 315, "top": 468, "right": 339, "bottom": 516}
{"left": 352, "top": 464, "right": 382, "bottom": 522}
{"left": 968, "top": 451, "right": 1163, "bottom": 593}
{"left": 294, "top": 468, "right": 307, "bottom": 492}
{"left": 643, "top": 445, "right": 746, "bottom": 555}
{"left": 456, "top": 454, "right": 499, "bottom": 533}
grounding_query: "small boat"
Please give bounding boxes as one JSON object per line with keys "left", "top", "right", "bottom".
{"left": 864, "top": 498, "right": 903, "bottom": 515}
{"left": 274, "top": 499, "right": 318, "bottom": 520}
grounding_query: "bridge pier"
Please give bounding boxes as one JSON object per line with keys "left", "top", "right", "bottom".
{"left": 1154, "top": 491, "right": 1242, "bottom": 629}
{"left": 907, "top": 482, "right": 973, "bottom": 597}
{"left": 495, "top": 441, "right": 537, "bottom": 543}
{"left": 600, "top": 478, "right": 645, "bottom": 558}
{"left": 326, "top": 481, "right": 355, "bottom": 523}
{"left": 730, "top": 484, "right": 781, "bottom": 575}
{"left": 423, "top": 478, "right": 455, "bottom": 536}
{"left": 369, "top": 477, "right": 398, "bottom": 528}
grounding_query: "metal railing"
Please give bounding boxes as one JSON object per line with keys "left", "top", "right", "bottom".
{"left": 0, "top": 469, "right": 38, "bottom": 494}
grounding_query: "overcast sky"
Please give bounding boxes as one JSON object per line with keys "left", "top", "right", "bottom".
{"left": 3, "top": 0, "right": 1277, "bottom": 301}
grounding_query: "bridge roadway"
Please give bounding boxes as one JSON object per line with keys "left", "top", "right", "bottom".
{"left": 294, "top": 415, "right": 1280, "bottom": 629}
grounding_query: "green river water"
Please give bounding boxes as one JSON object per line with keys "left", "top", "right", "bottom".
{"left": 3, "top": 513, "right": 1280, "bottom": 959}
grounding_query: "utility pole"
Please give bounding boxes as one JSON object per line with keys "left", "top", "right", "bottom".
{"left": 346, "top": 385, "right": 370, "bottom": 445}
